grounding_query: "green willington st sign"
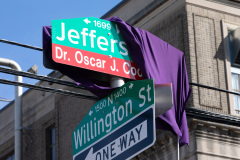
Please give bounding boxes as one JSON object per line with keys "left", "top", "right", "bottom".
{"left": 72, "top": 79, "right": 155, "bottom": 160}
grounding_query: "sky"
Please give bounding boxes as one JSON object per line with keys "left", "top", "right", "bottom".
{"left": 0, "top": 0, "right": 122, "bottom": 109}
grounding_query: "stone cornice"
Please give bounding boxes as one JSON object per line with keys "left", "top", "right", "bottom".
{"left": 186, "top": 107, "right": 240, "bottom": 127}
{"left": 189, "top": 118, "right": 240, "bottom": 139}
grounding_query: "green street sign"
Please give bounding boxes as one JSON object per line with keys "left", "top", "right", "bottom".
{"left": 72, "top": 79, "right": 155, "bottom": 160}
{"left": 52, "top": 17, "right": 142, "bottom": 80}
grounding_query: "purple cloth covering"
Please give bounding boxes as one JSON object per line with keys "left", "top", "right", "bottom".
{"left": 43, "top": 17, "right": 191, "bottom": 147}
{"left": 106, "top": 17, "right": 191, "bottom": 146}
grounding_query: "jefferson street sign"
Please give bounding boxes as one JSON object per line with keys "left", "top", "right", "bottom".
{"left": 72, "top": 79, "right": 155, "bottom": 160}
{"left": 52, "top": 17, "right": 142, "bottom": 80}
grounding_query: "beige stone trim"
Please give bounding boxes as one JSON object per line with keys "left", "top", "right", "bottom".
{"left": 186, "top": 0, "right": 240, "bottom": 16}
{"left": 191, "top": 118, "right": 240, "bottom": 138}
{"left": 135, "top": 0, "right": 240, "bottom": 30}
{"left": 196, "top": 151, "right": 240, "bottom": 160}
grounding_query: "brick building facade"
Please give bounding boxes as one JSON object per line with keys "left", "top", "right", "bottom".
{"left": 1, "top": 0, "right": 240, "bottom": 160}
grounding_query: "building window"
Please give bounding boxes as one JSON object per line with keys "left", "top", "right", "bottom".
{"left": 231, "top": 68, "right": 240, "bottom": 114}
{"left": 222, "top": 21, "right": 240, "bottom": 115}
{"left": 4, "top": 154, "right": 14, "bottom": 160}
{"left": 46, "top": 126, "right": 55, "bottom": 160}
{"left": 228, "top": 27, "right": 240, "bottom": 67}
{"left": 229, "top": 28, "right": 240, "bottom": 114}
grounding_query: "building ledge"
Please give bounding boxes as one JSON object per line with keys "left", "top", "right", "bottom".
{"left": 186, "top": 107, "right": 240, "bottom": 127}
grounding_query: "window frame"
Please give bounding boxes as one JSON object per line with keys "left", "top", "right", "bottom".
{"left": 4, "top": 153, "right": 14, "bottom": 160}
{"left": 46, "top": 125, "right": 56, "bottom": 160}
{"left": 222, "top": 20, "right": 240, "bottom": 115}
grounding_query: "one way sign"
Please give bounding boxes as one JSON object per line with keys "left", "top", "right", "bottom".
{"left": 72, "top": 79, "right": 155, "bottom": 160}
{"left": 73, "top": 107, "right": 154, "bottom": 160}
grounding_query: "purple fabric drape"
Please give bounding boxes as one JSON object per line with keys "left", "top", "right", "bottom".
{"left": 43, "top": 17, "right": 191, "bottom": 147}
{"left": 106, "top": 17, "right": 191, "bottom": 146}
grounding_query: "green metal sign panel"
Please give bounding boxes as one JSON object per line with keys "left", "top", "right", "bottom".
{"left": 72, "top": 79, "right": 155, "bottom": 159}
{"left": 52, "top": 17, "right": 142, "bottom": 80}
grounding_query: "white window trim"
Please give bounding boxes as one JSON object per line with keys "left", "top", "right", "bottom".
{"left": 222, "top": 20, "right": 240, "bottom": 115}
{"left": 231, "top": 67, "right": 240, "bottom": 74}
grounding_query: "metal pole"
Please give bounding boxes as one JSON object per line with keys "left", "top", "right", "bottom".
{"left": 110, "top": 75, "right": 125, "bottom": 88}
{"left": 0, "top": 58, "right": 22, "bottom": 160}
{"left": 177, "top": 135, "right": 180, "bottom": 160}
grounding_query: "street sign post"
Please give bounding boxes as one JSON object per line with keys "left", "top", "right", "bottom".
{"left": 52, "top": 17, "right": 142, "bottom": 80}
{"left": 72, "top": 79, "right": 155, "bottom": 160}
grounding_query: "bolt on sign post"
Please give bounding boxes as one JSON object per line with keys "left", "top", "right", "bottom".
{"left": 52, "top": 17, "right": 143, "bottom": 80}
{"left": 72, "top": 79, "right": 155, "bottom": 160}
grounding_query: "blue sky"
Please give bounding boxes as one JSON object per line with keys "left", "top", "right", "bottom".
{"left": 0, "top": 0, "right": 122, "bottom": 109}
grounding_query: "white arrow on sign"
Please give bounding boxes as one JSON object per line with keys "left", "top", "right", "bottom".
{"left": 83, "top": 18, "right": 91, "bottom": 24}
{"left": 84, "top": 120, "right": 147, "bottom": 160}
{"left": 129, "top": 83, "right": 133, "bottom": 89}
{"left": 88, "top": 110, "right": 93, "bottom": 116}
{"left": 85, "top": 148, "right": 94, "bottom": 160}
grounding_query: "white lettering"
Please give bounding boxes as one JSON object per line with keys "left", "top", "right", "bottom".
{"left": 111, "top": 39, "right": 118, "bottom": 53}
{"left": 138, "top": 69, "right": 143, "bottom": 77}
{"left": 131, "top": 67, "right": 137, "bottom": 76}
{"left": 105, "top": 113, "right": 112, "bottom": 133}
{"left": 147, "top": 84, "right": 152, "bottom": 102}
{"left": 89, "top": 30, "right": 96, "bottom": 48}
{"left": 110, "top": 59, "right": 116, "bottom": 71}
{"left": 56, "top": 23, "right": 65, "bottom": 41}
{"left": 68, "top": 29, "right": 79, "bottom": 44}
{"left": 123, "top": 62, "right": 130, "bottom": 74}
{"left": 118, "top": 105, "right": 124, "bottom": 121}
{"left": 119, "top": 41, "right": 128, "bottom": 56}
{"left": 84, "top": 56, "right": 89, "bottom": 65}
{"left": 81, "top": 28, "right": 88, "bottom": 46}
{"left": 75, "top": 51, "right": 83, "bottom": 63}
{"left": 112, "top": 107, "right": 117, "bottom": 125}
{"left": 55, "top": 47, "right": 63, "bottom": 59}
{"left": 96, "top": 59, "right": 101, "bottom": 68}
{"left": 74, "top": 128, "right": 83, "bottom": 149}
{"left": 108, "top": 95, "right": 113, "bottom": 106}
{"left": 97, "top": 36, "right": 108, "bottom": 51}
{"left": 139, "top": 87, "right": 146, "bottom": 107}
{"left": 90, "top": 57, "right": 95, "bottom": 67}
{"left": 125, "top": 99, "right": 132, "bottom": 117}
